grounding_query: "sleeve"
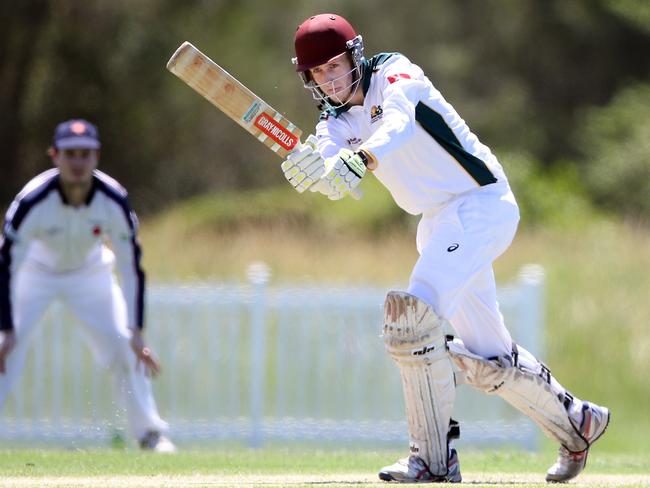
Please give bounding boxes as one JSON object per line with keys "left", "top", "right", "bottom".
{"left": 315, "top": 115, "right": 353, "bottom": 160}
{"left": 0, "top": 200, "right": 35, "bottom": 331}
{"left": 358, "top": 55, "right": 429, "bottom": 162}
{"left": 107, "top": 199, "right": 146, "bottom": 330}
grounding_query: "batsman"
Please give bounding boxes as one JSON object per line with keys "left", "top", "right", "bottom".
{"left": 281, "top": 13, "right": 610, "bottom": 483}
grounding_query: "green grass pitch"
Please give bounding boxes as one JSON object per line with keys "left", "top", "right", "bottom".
{"left": 0, "top": 447, "right": 649, "bottom": 487}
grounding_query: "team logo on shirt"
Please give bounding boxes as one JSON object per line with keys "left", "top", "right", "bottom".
{"left": 347, "top": 137, "right": 363, "bottom": 145}
{"left": 387, "top": 73, "right": 412, "bottom": 84}
{"left": 370, "top": 105, "right": 383, "bottom": 124}
{"left": 88, "top": 220, "right": 103, "bottom": 237}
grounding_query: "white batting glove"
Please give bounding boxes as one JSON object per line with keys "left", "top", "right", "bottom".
{"left": 312, "top": 148, "right": 367, "bottom": 200}
{"left": 280, "top": 134, "right": 325, "bottom": 193}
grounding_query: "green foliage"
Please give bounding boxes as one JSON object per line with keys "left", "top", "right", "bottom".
{"left": 579, "top": 83, "right": 650, "bottom": 218}
{"left": 153, "top": 157, "right": 599, "bottom": 238}
{"left": 3, "top": 1, "right": 650, "bottom": 214}
{"left": 525, "top": 218, "right": 650, "bottom": 453}
{"left": 152, "top": 177, "right": 411, "bottom": 238}
{"left": 603, "top": 0, "right": 650, "bottom": 33}
{"left": 499, "top": 152, "right": 595, "bottom": 229}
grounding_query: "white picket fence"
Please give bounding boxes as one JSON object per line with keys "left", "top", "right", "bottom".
{"left": 0, "top": 264, "right": 545, "bottom": 450}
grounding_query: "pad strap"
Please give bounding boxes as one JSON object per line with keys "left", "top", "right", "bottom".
{"left": 447, "top": 337, "right": 588, "bottom": 452}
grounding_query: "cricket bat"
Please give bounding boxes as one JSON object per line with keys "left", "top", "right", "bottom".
{"left": 166, "top": 41, "right": 302, "bottom": 159}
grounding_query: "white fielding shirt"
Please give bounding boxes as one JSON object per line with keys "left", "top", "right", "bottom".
{"left": 0, "top": 169, "right": 145, "bottom": 331}
{"left": 316, "top": 53, "right": 508, "bottom": 215}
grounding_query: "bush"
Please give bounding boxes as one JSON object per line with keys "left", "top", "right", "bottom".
{"left": 500, "top": 151, "right": 595, "bottom": 229}
{"left": 579, "top": 83, "right": 650, "bottom": 219}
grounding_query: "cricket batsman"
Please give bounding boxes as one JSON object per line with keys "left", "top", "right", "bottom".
{"left": 281, "top": 13, "right": 610, "bottom": 483}
{"left": 0, "top": 119, "right": 175, "bottom": 452}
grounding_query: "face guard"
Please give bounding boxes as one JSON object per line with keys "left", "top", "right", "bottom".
{"left": 292, "top": 14, "right": 365, "bottom": 111}
{"left": 294, "top": 36, "right": 364, "bottom": 111}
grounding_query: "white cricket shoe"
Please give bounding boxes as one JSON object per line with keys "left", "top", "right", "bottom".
{"left": 546, "top": 402, "right": 610, "bottom": 483}
{"left": 378, "top": 449, "right": 461, "bottom": 483}
{"left": 139, "top": 431, "right": 177, "bottom": 453}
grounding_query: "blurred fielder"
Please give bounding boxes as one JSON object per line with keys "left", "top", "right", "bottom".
{"left": 282, "top": 13, "right": 609, "bottom": 483}
{"left": 0, "top": 119, "right": 175, "bottom": 452}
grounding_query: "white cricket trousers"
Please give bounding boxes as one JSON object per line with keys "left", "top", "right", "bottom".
{"left": 408, "top": 182, "right": 520, "bottom": 359}
{"left": 0, "top": 260, "right": 168, "bottom": 440}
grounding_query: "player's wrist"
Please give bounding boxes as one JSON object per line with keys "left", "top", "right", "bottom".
{"left": 356, "top": 150, "right": 369, "bottom": 167}
{"left": 357, "top": 149, "right": 377, "bottom": 170}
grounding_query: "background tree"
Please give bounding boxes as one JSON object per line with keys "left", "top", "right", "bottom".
{"left": 2, "top": 0, "right": 648, "bottom": 217}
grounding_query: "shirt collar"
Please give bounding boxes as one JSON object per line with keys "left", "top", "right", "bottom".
{"left": 55, "top": 174, "right": 97, "bottom": 206}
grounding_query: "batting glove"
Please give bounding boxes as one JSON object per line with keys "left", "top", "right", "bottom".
{"left": 281, "top": 134, "right": 325, "bottom": 193}
{"left": 312, "top": 148, "right": 367, "bottom": 200}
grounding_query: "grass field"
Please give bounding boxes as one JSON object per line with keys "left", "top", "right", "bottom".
{"left": 1, "top": 447, "right": 650, "bottom": 487}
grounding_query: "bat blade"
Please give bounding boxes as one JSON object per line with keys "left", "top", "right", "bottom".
{"left": 167, "top": 41, "right": 302, "bottom": 158}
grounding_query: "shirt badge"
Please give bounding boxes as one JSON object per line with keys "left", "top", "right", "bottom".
{"left": 347, "top": 137, "right": 363, "bottom": 145}
{"left": 370, "top": 105, "right": 383, "bottom": 123}
{"left": 387, "top": 73, "right": 412, "bottom": 84}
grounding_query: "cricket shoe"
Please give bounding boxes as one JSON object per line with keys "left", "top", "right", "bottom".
{"left": 139, "top": 431, "right": 177, "bottom": 453}
{"left": 546, "top": 402, "right": 610, "bottom": 483}
{"left": 378, "top": 449, "right": 461, "bottom": 483}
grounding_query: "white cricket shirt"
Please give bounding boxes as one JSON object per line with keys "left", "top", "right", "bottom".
{"left": 315, "top": 53, "right": 508, "bottom": 215}
{"left": 0, "top": 169, "right": 145, "bottom": 331}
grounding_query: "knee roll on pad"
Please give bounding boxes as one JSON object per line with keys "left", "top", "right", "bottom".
{"left": 382, "top": 291, "right": 457, "bottom": 476}
{"left": 447, "top": 338, "right": 588, "bottom": 452}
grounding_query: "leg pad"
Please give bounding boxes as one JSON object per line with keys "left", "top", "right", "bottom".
{"left": 383, "top": 291, "right": 457, "bottom": 475}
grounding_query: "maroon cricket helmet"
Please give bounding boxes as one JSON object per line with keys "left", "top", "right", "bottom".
{"left": 293, "top": 14, "right": 358, "bottom": 72}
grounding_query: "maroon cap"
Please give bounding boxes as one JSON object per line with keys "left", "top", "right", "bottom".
{"left": 294, "top": 14, "right": 357, "bottom": 72}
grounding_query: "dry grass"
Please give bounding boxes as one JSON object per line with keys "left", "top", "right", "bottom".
{"left": 141, "top": 224, "right": 420, "bottom": 285}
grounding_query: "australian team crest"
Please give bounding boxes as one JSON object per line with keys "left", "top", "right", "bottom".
{"left": 370, "top": 105, "right": 383, "bottom": 123}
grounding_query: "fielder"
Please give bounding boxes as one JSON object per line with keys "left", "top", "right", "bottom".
{"left": 282, "top": 13, "right": 609, "bottom": 483}
{"left": 0, "top": 119, "right": 175, "bottom": 452}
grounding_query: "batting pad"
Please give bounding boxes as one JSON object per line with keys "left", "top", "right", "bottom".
{"left": 448, "top": 338, "right": 589, "bottom": 452}
{"left": 382, "top": 291, "right": 456, "bottom": 476}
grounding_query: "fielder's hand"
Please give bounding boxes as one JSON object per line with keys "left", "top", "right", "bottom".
{"left": 281, "top": 134, "right": 325, "bottom": 193}
{"left": 130, "top": 328, "right": 161, "bottom": 377}
{"left": 313, "top": 148, "right": 368, "bottom": 200}
{"left": 0, "top": 330, "right": 16, "bottom": 375}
